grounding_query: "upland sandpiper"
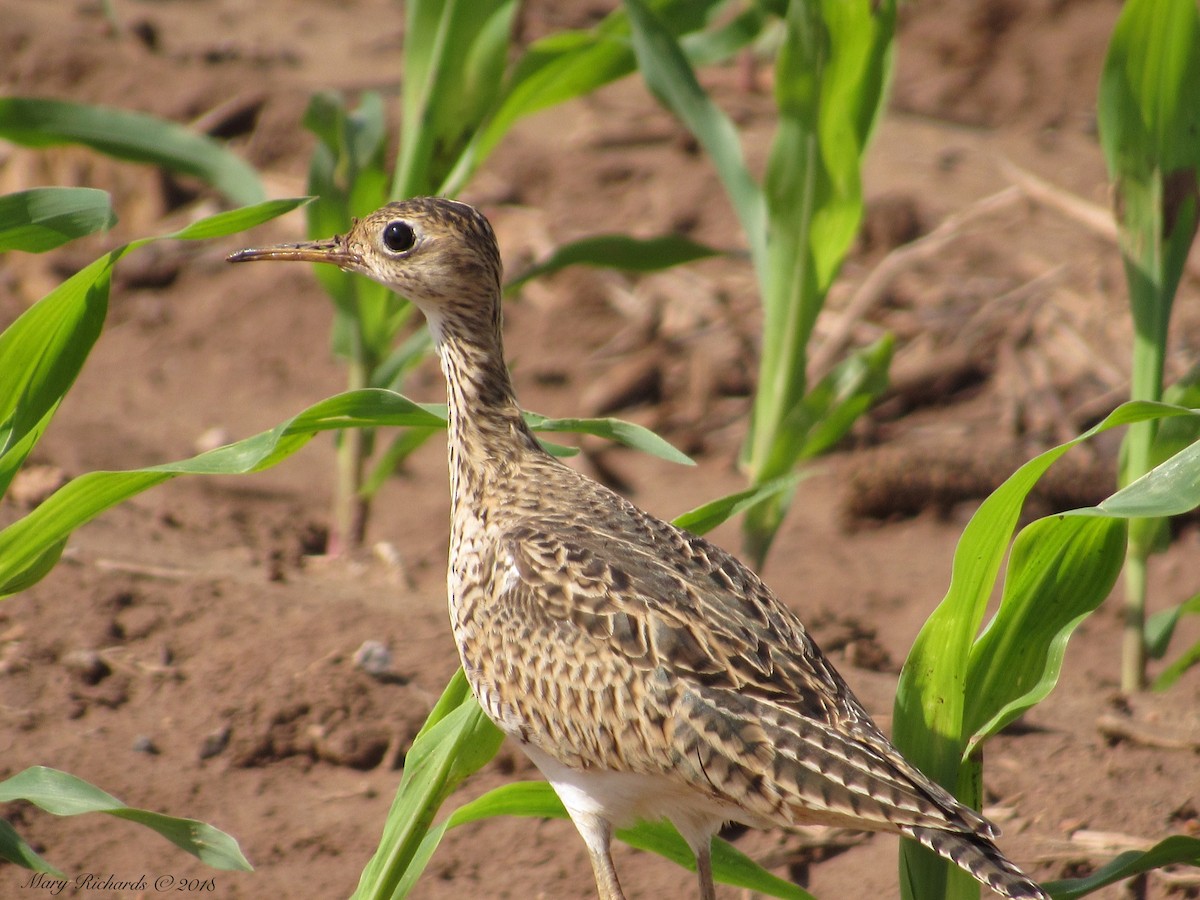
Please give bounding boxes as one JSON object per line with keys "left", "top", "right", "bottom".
{"left": 230, "top": 197, "right": 1049, "bottom": 900}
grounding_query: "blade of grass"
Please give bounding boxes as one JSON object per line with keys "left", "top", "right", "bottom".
{"left": 505, "top": 233, "right": 724, "bottom": 293}
{"left": 0, "top": 97, "right": 265, "bottom": 206}
{"left": 351, "top": 671, "right": 504, "bottom": 900}
{"left": 0, "top": 767, "right": 251, "bottom": 872}
{"left": 0, "top": 187, "right": 116, "bottom": 252}
{"left": 1042, "top": 835, "right": 1200, "bottom": 899}
{"left": 0, "top": 198, "right": 307, "bottom": 500}
{"left": 624, "top": 0, "right": 766, "bottom": 275}
{"left": 672, "top": 472, "right": 808, "bottom": 536}
{"left": 522, "top": 412, "right": 694, "bottom": 466}
{"left": 894, "top": 401, "right": 1200, "bottom": 898}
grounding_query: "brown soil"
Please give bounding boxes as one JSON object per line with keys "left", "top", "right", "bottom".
{"left": 2, "top": 2, "right": 1199, "bottom": 899}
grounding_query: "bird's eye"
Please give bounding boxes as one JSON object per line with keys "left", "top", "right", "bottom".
{"left": 382, "top": 220, "right": 416, "bottom": 254}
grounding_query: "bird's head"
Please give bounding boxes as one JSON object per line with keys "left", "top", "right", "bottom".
{"left": 229, "top": 197, "right": 503, "bottom": 326}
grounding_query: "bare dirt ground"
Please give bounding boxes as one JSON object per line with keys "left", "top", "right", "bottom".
{"left": 2, "top": 1, "right": 1199, "bottom": 898}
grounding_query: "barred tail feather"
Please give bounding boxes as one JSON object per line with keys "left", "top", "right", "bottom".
{"left": 906, "top": 826, "right": 1049, "bottom": 900}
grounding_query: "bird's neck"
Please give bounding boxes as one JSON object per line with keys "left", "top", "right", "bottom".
{"left": 431, "top": 309, "right": 544, "bottom": 505}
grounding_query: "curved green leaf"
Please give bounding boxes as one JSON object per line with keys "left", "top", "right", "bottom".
{"left": 894, "top": 401, "right": 1200, "bottom": 898}
{"left": 445, "top": 0, "right": 743, "bottom": 196}
{"left": 505, "top": 233, "right": 724, "bottom": 293}
{"left": 623, "top": 0, "right": 766, "bottom": 271}
{"left": 0, "top": 767, "right": 251, "bottom": 872}
{"left": 0, "top": 390, "right": 441, "bottom": 597}
{"left": 0, "top": 387, "right": 687, "bottom": 597}
{"left": 523, "top": 412, "right": 694, "bottom": 466}
{"left": 1043, "top": 835, "right": 1200, "bottom": 899}
{"left": 0, "top": 257, "right": 111, "bottom": 498}
{"left": 672, "top": 471, "right": 808, "bottom": 536}
{"left": 171, "top": 197, "right": 311, "bottom": 242}
{"left": 0, "top": 816, "right": 59, "bottom": 874}
{"left": 0, "top": 97, "right": 265, "bottom": 206}
{"left": 352, "top": 671, "right": 504, "bottom": 900}
{"left": 0, "top": 187, "right": 116, "bottom": 252}
{"left": 1154, "top": 635, "right": 1200, "bottom": 690}
{"left": 963, "top": 516, "right": 1126, "bottom": 755}
{"left": 0, "top": 199, "right": 309, "bottom": 502}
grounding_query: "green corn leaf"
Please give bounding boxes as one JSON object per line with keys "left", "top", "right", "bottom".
{"left": 171, "top": 197, "right": 311, "bottom": 241}
{"left": 0, "top": 389, "right": 442, "bottom": 597}
{"left": 351, "top": 672, "right": 504, "bottom": 900}
{"left": 411, "top": 780, "right": 813, "bottom": 899}
{"left": 0, "top": 199, "right": 307, "bottom": 501}
{"left": 0, "top": 187, "right": 116, "bottom": 252}
{"left": 672, "top": 471, "right": 808, "bottom": 536}
{"left": 741, "top": 0, "right": 895, "bottom": 569}
{"left": 895, "top": 402, "right": 1200, "bottom": 783}
{"left": 371, "top": 328, "right": 435, "bottom": 392}
{"left": 393, "top": 403, "right": 690, "bottom": 465}
{"left": 962, "top": 515, "right": 1127, "bottom": 756}
{"left": 1042, "top": 835, "right": 1200, "bottom": 899}
{"left": 303, "top": 91, "right": 399, "bottom": 364}
{"left": 755, "top": 333, "right": 893, "bottom": 479}
{"left": 1145, "top": 592, "right": 1200, "bottom": 659}
{"left": 1091, "top": 433, "right": 1200, "bottom": 519}
{"left": 617, "top": 819, "right": 814, "bottom": 900}
{"left": 624, "top": 0, "right": 766, "bottom": 273}
{"left": 362, "top": 427, "right": 441, "bottom": 496}
{"left": 894, "top": 401, "right": 1200, "bottom": 898}
{"left": 445, "top": 0, "right": 742, "bottom": 196}
{"left": 679, "top": 5, "right": 767, "bottom": 67}
{"left": 1154, "top": 636, "right": 1200, "bottom": 690}
{"left": 451, "top": 32, "right": 631, "bottom": 193}
{"left": 0, "top": 767, "right": 251, "bottom": 872}
{"left": 0, "top": 256, "right": 110, "bottom": 498}
{"left": 0, "top": 389, "right": 687, "bottom": 597}
{"left": 505, "top": 233, "right": 724, "bottom": 293}
{"left": 522, "top": 412, "right": 694, "bottom": 466}
{"left": 1098, "top": 0, "right": 1200, "bottom": 689}
{"left": 0, "top": 816, "right": 60, "bottom": 874}
{"left": 396, "top": 0, "right": 517, "bottom": 198}
{"left": 0, "top": 97, "right": 265, "bottom": 206}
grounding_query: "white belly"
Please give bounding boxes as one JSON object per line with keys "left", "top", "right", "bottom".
{"left": 521, "top": 743, "right": 763, "bottom": 853}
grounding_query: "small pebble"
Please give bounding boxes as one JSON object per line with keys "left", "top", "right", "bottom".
{"left": 193, "top": 426, "right": 230, "bottom": 454}
{"left": 62, "top": 649, "right": 111, "bottom": 685}
{"left": 132, "top": 735, "right": 160, "bottom": 755}
{"left": 198, "top": 725, "right": 231, "bottom": 760}
{"left": 353, "top": 640, "right": 393, "bottom": 678}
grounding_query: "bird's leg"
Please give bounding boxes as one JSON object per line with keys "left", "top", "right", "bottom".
{"left": 695, "top": 838, "right": 717, "bottom": 900}
{"left": 569, "top": 810, "right": 627, "bottom": 900}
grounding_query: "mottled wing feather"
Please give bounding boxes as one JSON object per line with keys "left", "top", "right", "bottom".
{"left": 489, "top": 492, "right": 991, "bottom": 838}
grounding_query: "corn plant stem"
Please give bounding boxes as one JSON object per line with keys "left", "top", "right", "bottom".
{"left": 742, "top": 135, "right": 819, "bottom": 570}
{"left": 1121, "top": 322, "right": 1166, "bottom": 689}
{"left": 1122, "top": 548, "right": 1149, "bottom": 691}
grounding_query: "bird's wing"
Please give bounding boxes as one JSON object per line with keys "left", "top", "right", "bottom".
{"left": 491, "top": 498, "right": 991, "bottom": 836}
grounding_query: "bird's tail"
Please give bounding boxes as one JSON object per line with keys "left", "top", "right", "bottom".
{"left": 905, "top": 826, "right": 1049, "bottom": 900}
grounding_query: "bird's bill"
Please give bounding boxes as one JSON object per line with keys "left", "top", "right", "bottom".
{"left": 227, "top": 238, "right": 361, "bottom": 269}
